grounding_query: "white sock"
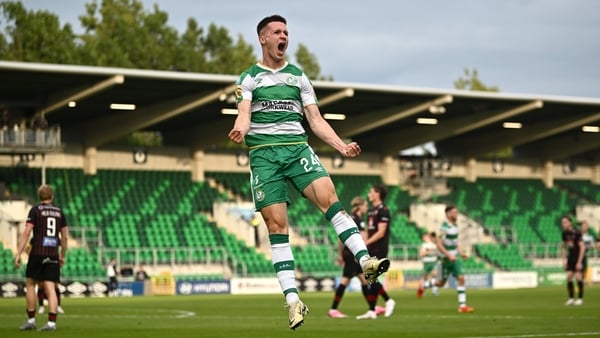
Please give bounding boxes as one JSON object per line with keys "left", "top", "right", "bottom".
{"left": 270, "top": 234, "right": 299, "bottom": 304}
{"left": 285, "top": 292, "right": 300, "bottom": 304}
{"left": 457, "top": 286, "right": 467, "bottom": 305}
{"left": 331, "top": 212, "right": 369, "bottom": 261}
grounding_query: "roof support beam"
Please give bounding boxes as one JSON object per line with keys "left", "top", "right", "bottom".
{"left": 453, "top": 100, "right": 543, "bottom": 135}
{"left": 517, "top": 132, "right": 600, "bottom": 161}
{"left": 373, "top": 100, "right": 543, "bottom": 155}
{"left": 39, "top": 75, "right": 125, "bottom": 116}
{"left": 453, "top": 112, "right": 600, "bottom": 157}
{"left": 318, "top": 88, "right": 354, "bottom": 107}
{"left": 337, "top": 94, "right": 453, "bottom": 137}
{"left": 83, "top": 84, "right": 236, "bottom": 147}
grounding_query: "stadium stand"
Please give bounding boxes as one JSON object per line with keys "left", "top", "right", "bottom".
{"left": 475, "top": 244, "right": 535, "bottom": 271}
{"left": 555, "top": 179, "right": 600, "bottom": 203}
{"left": 1, "top": 166, "right": 598, "bottom": 280}
{"left": 444, "top": 177, "right": 585, "bottom": 269}
{"left": 0, "top": 241, "right": 21, "bottom": 276}
{"left": 61, "top": 248, "right": 104, "bottom": 280}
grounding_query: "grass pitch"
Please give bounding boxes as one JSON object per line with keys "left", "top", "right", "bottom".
{"left": 0, "top": 285, "right": 598, "bottom": 338}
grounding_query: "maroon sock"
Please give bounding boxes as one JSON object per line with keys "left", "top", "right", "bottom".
{"left": 367, "top": 287, "right": 377, "bottom": 311}
{"left": 48, "top": 312, "right": 57, "bottom": 323}
{"left": 331, "top": 284, "right": 346, "bottom": 309}
{"left": 374, "top": 282, "right": 390, "bottom": 301}
{"left": 361, "top": 284, "right": 369, "bottom": 302}
{"left": 27, "top": 309, "right": 35, "bottom": 319}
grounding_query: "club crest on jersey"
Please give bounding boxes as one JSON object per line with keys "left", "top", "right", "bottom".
{"left": 286, "top": 76, "right": 298, "bottom": 85}
{"left": 255, "top": 189, "right": 265, "bottom": 202}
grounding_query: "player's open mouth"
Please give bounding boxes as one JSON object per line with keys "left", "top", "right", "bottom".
{"left": 278, "top": 43, "right": 286, "bottom": 52}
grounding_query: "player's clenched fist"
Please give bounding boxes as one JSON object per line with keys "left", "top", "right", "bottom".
{"left": 342, "top": 142, "right": 361, "bottom": 158}
{"left": 228, "top": 128, "right": 245, "bottom": 144}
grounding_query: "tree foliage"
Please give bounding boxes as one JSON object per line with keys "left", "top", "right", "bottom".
{"left": 454, "top": 68, "right": 499, "bottom": 92}
{"left": 0, "top": 0, "right": 324, "bottom": 77}
{"left": 0, "top": 1, "right": 79, "bottom": 63}
{"left": 76, "top": 0, "right": 255, "bottom": 73}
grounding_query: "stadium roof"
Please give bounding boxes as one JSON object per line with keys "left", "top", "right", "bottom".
{"left": 1, "top": 60, "right": 599, "bottom": 163}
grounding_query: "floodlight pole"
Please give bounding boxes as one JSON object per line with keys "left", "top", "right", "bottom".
{"left": 41, "top": 153, "right": 46, "bottom": 186}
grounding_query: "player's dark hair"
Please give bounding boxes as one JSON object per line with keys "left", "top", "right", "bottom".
{"left": 445, "top": 204, "right": 457, "bottom": 214}
{"left": 257, "top": 14, "right": 287, "bottom": 35}
{"left": 372, "top": 184, "right": 387, "bottom": 201}
{"left": 561, "top": 215, "right": 573, "bottom": 223}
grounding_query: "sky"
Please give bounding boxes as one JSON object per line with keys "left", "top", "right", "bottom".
{"left": 19, "top": 0, "right": 600, "bottom": 98}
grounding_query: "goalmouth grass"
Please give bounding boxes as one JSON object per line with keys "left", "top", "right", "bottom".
{"left": 0, "top": 285, "right": 598, "bottom": 338}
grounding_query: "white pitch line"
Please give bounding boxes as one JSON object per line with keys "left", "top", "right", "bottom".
{"left": 465, "top": 332, "right": 600, "bottom": 338}
{"left": 394, "top": 314, "right": 599, "bottom": 321}
{"left": 0, "top": 309, "right": 196, "bottom": 319}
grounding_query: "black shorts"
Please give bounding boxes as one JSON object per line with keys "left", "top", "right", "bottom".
{"left": 26, "top": 255, "right": 60, "bottom": 282}
{"left": 566, "top": 256, "right": 587, "bottom": 272}
{"left": 342, "top": 252, "right": 362, "bottom": 278}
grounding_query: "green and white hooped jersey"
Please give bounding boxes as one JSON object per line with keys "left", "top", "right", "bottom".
{"left": 421, "top": 241, "right": 438, "bottom": 263}
{"left": 440, "top": 221, "right": 459, "bottom": 258}
{"left": 235, "top": 62, "right": 317, "bottom": 149}
{"left": 583, "top": 233, "right": 594, "bottom": 256}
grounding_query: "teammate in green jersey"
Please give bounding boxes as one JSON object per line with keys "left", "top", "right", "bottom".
{"left": 418, "top": 205, "right": 474, "bottom": 312}
{"left": 228, "top": 14, "right": 390, "bottom": 330}
{"left": 417, "top": 231, "right": 439, "bottom": 298}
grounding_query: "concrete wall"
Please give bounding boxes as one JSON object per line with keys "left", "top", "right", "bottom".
{"left": 0, "top": 144, "right": 597, "bottom": 185}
